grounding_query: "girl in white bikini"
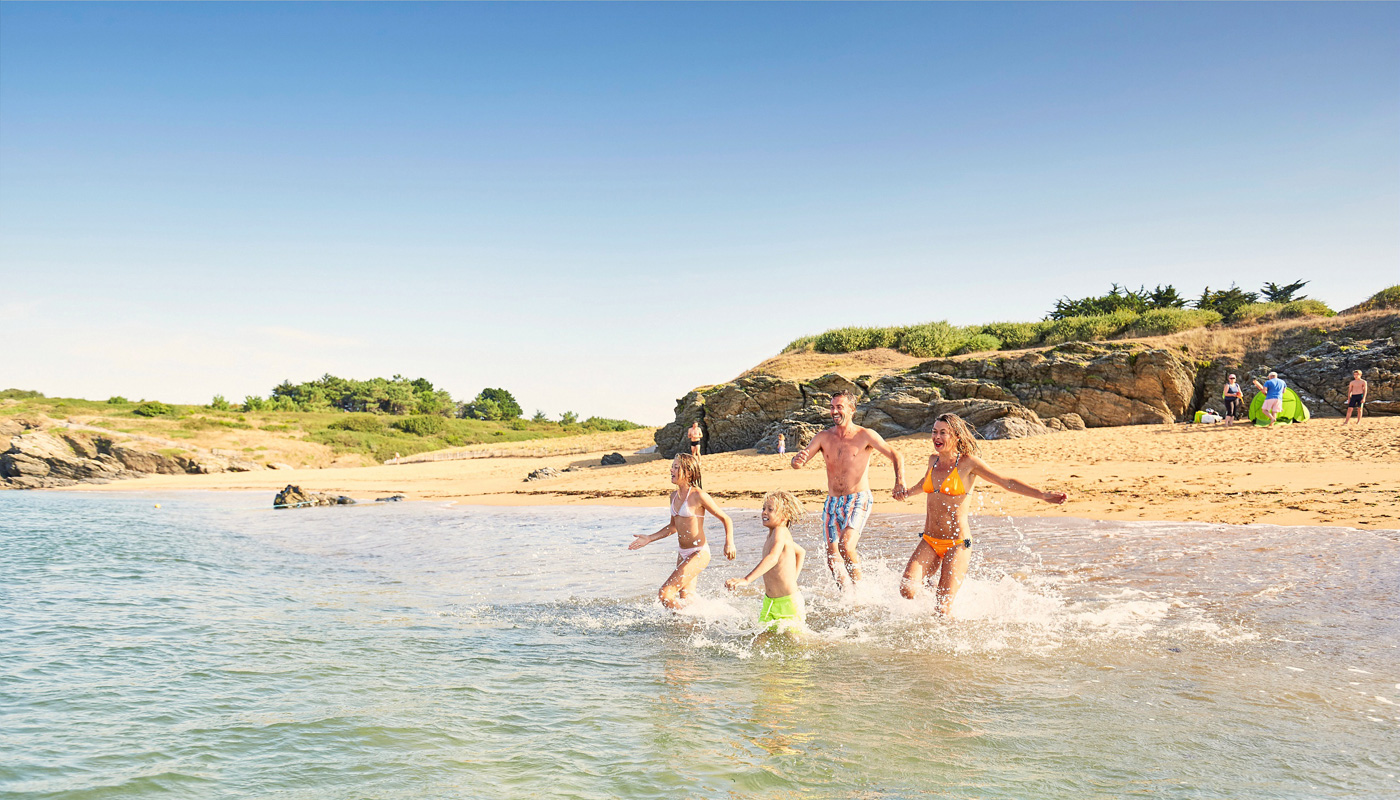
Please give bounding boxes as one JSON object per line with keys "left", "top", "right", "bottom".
{"left": 629, "top": 453, "right": 736, "bottom": 610}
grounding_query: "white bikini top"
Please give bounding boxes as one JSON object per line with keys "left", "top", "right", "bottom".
{"left": 670, "top": 487, "right": 699, "bottom": 518}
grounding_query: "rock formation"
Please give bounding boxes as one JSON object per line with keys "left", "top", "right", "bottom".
{"left": 656, "top": 315, "right": 1400, "bottom": 457}
{"left": 600, "top": 453, "right": 626, "bottom": 466}
{"left": 273, "top": 485, "right": 354, "bottom": 508}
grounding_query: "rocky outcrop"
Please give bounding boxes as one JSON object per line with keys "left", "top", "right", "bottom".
{"left": 525, "top": 466, "right": 561, "bottom": 482}
{"left": 600, "top": 453, "right": 626, "bottom": 466}
{"left": 656, "top": 316, "right": 1400, "bottom": 456}
{"left": 1, "top": 422, "right": 268, "bottom": 490}
{"left": 273, "top": 485, "right": 354, "bottom": 508}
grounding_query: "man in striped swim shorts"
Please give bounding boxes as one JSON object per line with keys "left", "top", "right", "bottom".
{"left": 791, "top": 390, "right": 907, "bottom": 589}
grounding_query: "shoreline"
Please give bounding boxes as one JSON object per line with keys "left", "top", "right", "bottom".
{"left": 56, "top": 416, "right": 1400, "bottom": 529}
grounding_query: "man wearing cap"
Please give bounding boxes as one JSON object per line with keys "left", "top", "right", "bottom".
{"left": 1222, "top": 373, "right": 1244, "bottom": 427}
{"left": 1251, "top": 371, "right": 1287, "bottom": 427}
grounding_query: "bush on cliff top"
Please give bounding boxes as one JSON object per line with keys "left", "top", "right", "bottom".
{"left": 133, "top": 401, "right": 175, "bottom": 418}
{"left": 1124, "top": 308, "right": 1222, "bottom": 337}
{"left": 1350, "top": 286, "right": 1400, "bottom": 312}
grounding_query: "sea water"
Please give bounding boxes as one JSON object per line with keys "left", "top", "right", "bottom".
{"left": 1, "top": 492, "right": 1397, "bottom": 799}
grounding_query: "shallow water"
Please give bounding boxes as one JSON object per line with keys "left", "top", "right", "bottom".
{"left": 2, "top": 492, "right": 1397, "bottom": 799}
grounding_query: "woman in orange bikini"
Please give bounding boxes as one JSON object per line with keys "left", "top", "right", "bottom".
{"left": 629, "top": 453, "right": 736, "bottom": 610}
{"left": 898, "top": 413, "right": 1067, "bottom": 615}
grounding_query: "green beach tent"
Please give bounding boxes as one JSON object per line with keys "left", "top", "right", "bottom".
{"left": 1248, "top": 387, "right": 1309, "bottom": 425}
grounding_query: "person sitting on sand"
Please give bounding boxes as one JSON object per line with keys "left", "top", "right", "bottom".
{"left": 687, "top": 421, "right": 703, "bottom": 456}
{"left": 1343, "top": 370, "right": 1368, "bottom": 426}
{"left": 898, "top": 413, "right": 1067, "bottom": 616}
{"left": 790, "top": 390, "right": 906, "bottom": 590}
{"left": 725, "top": 490, "right": 807, "bottom": 635}
{"left": 630, "top": 453, "right": 736, "bottom": 610}
{"left": 1252, "top": 372, "right": 1287, "bottom": 427}
{"left": 1222, "top": 374, "right": 1243, "bottom": 427}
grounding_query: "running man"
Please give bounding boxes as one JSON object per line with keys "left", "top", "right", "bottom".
{"left": 1252, "top": 371, "right": 1287, "bottom": 427}
{"left": 790, "top": 390, "right": 906, "bottom": 589}
{"left": 1343, "top": 370, "right": 1368, "bottom": 425}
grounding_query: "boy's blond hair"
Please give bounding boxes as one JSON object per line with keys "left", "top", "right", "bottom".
{"left": 673, "top": 453, "right": 703, "bottom": 488}
{"left": 763, "top": 490, "right": 804, "bottom": 527}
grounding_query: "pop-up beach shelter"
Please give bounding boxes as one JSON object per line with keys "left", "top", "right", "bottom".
{"left": 1249, "top": 387, "right": 1310, "bottom": 425}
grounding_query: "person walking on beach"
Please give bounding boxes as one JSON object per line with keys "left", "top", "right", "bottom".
{"left": 776, "top": 433, "right": 786, "bottom": 455}
{"left": 1343, "top": 370, "right": 1368, "bottom": 425}
{"left": 1222, "top": 374, "right": 1244, "bottom": 427}
{"left": 687, "top": 421, "right": 703, "bottom": 456}
{"left": 630, "top": 454, "right": 736, "bottom": 610}
{"left": 790, "top": 390, "right": 906, "bottom": 590}
{"left": 1252, "top": 372, "right": 1287, "bottom": 427}
{"left": 725, "top": 490, "right": 807, "bottom": 637}
{"left": 899, "top": 413, "right": 1067, "bottom": 616}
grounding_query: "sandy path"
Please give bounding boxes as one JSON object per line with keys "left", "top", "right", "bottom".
{"left": 71, "top": 417, "right": 1400, "bottom": 529}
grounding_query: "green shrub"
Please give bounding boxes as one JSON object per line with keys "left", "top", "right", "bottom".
{"left": 1229, "top": 302, "right": 1283, "bottom": 324}
{"left": 1041, "top": 310, "right": 1140, "bottom": 345}
{"left": 1123, "top": 308, "right": 1221, "bottom": 337}
{"left": 1356, "top": 285, "right": 1400, "bottom": 311}
{"left": 980, "top": 321, "right": 1050, "bottom": 349}
{"left": 956, "top": 333, "right": 1002, "bottom": 354}
{"left": 1279, "top": 299, "right": 1335, "bottom": 318}
{"left": 106, "top": 396, "right": 128, "bottom": 404}
{"left": 242, "top": 396, "right": 267, "bottom": 412}
{"left": 560, "top": 411, "right": 578, "bottom": 425}
{"left": 208, "top": 395, "right": 231, "bottom": 411}
{"left": 582, "top": 416, "right": 643, "bottom": 432}
{"left": 814, "top": 326, "right": 899, "bottom": 353}
{"left": 133, "top": 401, "right": 175, "bottom": 418}
{"left": 1, "top": 389, "right": 45, "bottom": 400}
{"left": 328, "top": 414, "right": 385, "bottom": 433}
{"left": 895, "top": 322, "right": 966, "bottom": 358}
{"left": 393, "top": 415, "right": 447, "bottom": 436}
{"left": 1196, "top": 285, "right": 1260, "bottom": 318}
{"left": 782, "top": 335, "right": 818, "bottom": 353}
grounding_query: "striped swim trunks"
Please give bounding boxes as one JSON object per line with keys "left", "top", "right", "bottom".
{"left": 821, "top": 489, "right": 872, "bottom": 545}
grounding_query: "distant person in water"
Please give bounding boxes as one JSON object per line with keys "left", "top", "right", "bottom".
{"left": 1252, "top": 372, "right": 1286, "bottom": 427}
{"left": 899, "top": 413, "right": 1067, "bottom": 616}
{"left": 687, "top": 422, "right": 703, "bottom": 456}
{"left": 776, "top": 433, "right": 786, "bottom": 455}
{"left": 726, "top": 490, "right": 807, "bottom": 635}
{"left": 1221, "top": 374, "right": 1244, "bottom": 427}
{"left": 630, "top": 454, "right": 736, "bottom": 610}
{"left": 1343, "top": 370, "right": 1368, "bottom": 425}
{"left": 790, "top": 390, "right": 906, "bottom": 590}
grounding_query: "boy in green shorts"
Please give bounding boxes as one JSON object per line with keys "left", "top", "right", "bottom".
{"left": 726, "top": 490, "right": 808, "bottom": 633}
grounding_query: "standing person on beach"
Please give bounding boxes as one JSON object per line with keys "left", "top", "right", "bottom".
{"left": 899, "top": 413, "right": 1067, "bottom": 616}
{"left": 776, "top": 433, "right": 786, "bottom": 455}
{"left": 790, "top": 390, "right": 906, "bottom": 590}
{"left": 1222, "top": 374, "right": 1244, "bottom": 427}
{"left": 1343, "top": 370, "right": 1368, "bottom": 425}
{"left": 687, "top": 421, "right": 703, "bottom": 456}
{"left": 725, "top": 490, "right": 808, "bottom": 636}
{"left": 1252, "top": 372, "right": 1287, "bottom": 427}
{"left": 630, "top": 454, "right": 736, "bottom": 610}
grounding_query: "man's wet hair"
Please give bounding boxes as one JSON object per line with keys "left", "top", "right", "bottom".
{"left": 832, "top": 390, "right": 859, "bottom": 408}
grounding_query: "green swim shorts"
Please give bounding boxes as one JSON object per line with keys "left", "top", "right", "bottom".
{"left": 758, "top": 593, "right": 806, "bottom": 631}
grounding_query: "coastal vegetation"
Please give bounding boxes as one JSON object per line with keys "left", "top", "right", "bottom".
{"left": 783, "top": 281, "right": 1348, "bottom": 358}
{"left": 1, "top": 382, "right": 641, "bottom": 467}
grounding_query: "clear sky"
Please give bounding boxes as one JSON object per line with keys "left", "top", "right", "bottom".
{"left": 2, "top": 3, "right": 1396, "bottom": 424}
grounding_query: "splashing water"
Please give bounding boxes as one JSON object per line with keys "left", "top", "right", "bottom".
{"left": 2, "top": 492, "right": 1396, "bottom": 799}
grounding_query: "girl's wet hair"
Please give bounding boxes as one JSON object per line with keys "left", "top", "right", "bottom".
{"left": 672, "top": 453, "right": 702, "bottom": 488}
{"left": 763, "top": 490, "right": 804, "bottom": 526}
{"left": 934, "top": 413, "right": 981, "bottom": 458}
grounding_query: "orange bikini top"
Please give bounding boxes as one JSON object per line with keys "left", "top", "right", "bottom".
{"left": 921, "top": 454, "right": 966, "bottom": 496}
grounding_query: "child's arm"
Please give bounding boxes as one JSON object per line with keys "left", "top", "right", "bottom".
{"left": 630, "top": 519, "right": 676, "bottom": 550}
{"left": 696, "top": 490, "right": 737, "bottom": 560}
{"left": 725, "top": 544, "right": 782, "bottom": 590}
{"left": 968, "top": 456, "right": 1067, "bottom": 504}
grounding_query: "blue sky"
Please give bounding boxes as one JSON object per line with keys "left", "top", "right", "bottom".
{"left": 2, "top": 3, "right": 1396, "bottom": 424}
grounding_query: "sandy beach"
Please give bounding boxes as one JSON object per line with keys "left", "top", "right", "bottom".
{"left": 72, "top": 416, "right": 1400, "bottom": 529}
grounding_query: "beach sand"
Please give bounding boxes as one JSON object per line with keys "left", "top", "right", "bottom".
{"left": 71, "top": 417, "right": 1400, "bottom": 529}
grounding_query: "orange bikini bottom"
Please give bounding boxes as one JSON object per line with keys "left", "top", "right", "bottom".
{"left": 922, "top": 535, "right": 971, "bottom": 557}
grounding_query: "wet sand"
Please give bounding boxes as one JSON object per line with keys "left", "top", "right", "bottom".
{"left": 72, "top": 416, "right": 1400, "bottom": 529}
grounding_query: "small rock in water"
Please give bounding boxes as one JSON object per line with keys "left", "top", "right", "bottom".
{"left": 375, "top": 495, "right": 406, "bottom": 502}
{"left": 600, "top": 452, "right": 626, "bottom": 466}
{"left": 273, "top": 484, "right": 347, "bottom": 509}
